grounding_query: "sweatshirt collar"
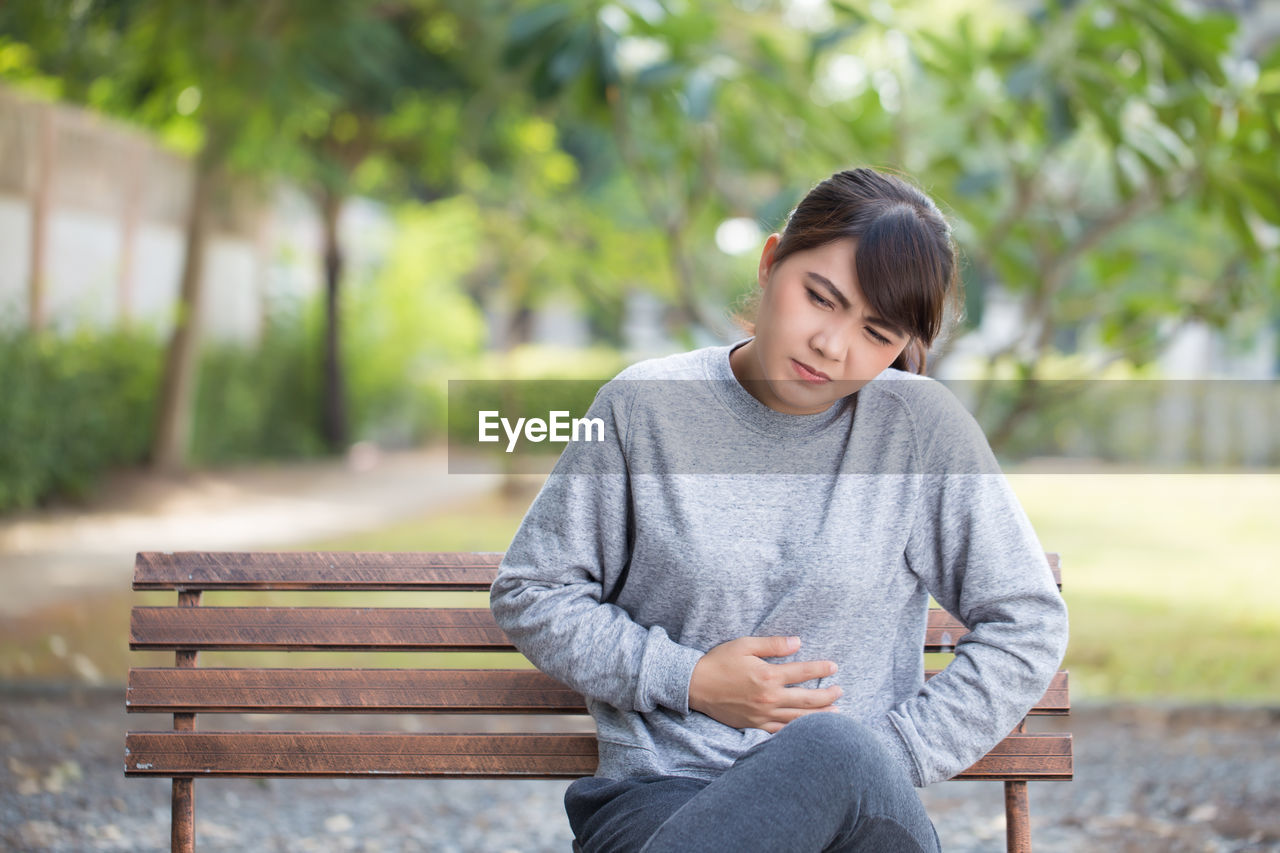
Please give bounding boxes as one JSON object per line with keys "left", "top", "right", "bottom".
{"left": 705, "top": 338, "right": 853, "bottom": 438}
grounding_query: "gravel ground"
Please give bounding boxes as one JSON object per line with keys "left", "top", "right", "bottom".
{"left": 3, "top": 689, "right": 1279, "bottom": 853}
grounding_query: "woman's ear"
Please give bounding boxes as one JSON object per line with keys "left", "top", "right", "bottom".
{"left": 757, "top": 233, "right": 782, "bottom": 288}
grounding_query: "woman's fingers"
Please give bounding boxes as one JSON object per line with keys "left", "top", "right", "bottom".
{"left": 762, "top": 705, "right": 843, "bottom": 727}
{"left": 691, "top": 636, "right": 844, "bottom": 732}
{"left": 772, "top": 658, "right": 837, "bottom": 685}
{"left": 777, "top": 684, "right": 843, "bottom": 708}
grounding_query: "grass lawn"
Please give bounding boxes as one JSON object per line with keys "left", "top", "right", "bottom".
{"left": 1005, "top": 470, "right": 1280, "bottom": 704}
{"left": 3, "top": 470, "right": 1277, "bottom": 705}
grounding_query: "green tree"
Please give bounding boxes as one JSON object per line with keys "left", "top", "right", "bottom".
{"left": 1, "top": 0, "right": 497, "bottom": 464}
{"left": 848, "top": 0, "right": 1280, "bottom": 439}
{"left": 500, "top": 1, "right": 794, "bottom": 344}
{"left": 501, "top": 0, "right": 1279, "bottom": 445}
{"left": 97, "top": 1, "right": 334, "bottom": 472}
{"left": 288, "top": 2, "right": 489, "bottom": 450}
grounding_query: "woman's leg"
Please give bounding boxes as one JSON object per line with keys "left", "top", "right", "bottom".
{"left": 638, "top": 713, "right": 941, "bottom": 853}
{"left": 566, "top": 774, "right": 711, "bottom": 853}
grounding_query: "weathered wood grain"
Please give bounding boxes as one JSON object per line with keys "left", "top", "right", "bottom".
{"left": 126, "top": 668, "right": 586, "bottom": 714}
{"left": 134, "top": 551, "right": 1060, "bottom": 591}
{"left": 134, "top": 551, "right": 504, "bottom": 591}
{"left": 130, "top": 605, "right": 998, "bottom": 653}
{"left": 125, "top": 731, "right": 1071, "bottom": 781}
{"left": 129, "top": 607, "right": 510, "bottom": 651}
{"left": 1005, "top": 780, "right": 1031, "bottom": 853}
{"left": 125, "top": 667, "right": 1071, "bottom": 715}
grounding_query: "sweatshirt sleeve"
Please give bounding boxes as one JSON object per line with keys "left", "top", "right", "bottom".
{"left": 489, "top": 377, "right": 705, "bottom": 714}
{"left": 867, "top": 382, "right": 1070, "bottom": 788}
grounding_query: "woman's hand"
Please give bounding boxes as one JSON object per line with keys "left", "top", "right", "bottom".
{"left": 688, "top": 635, "right": 842, "bottom": 733}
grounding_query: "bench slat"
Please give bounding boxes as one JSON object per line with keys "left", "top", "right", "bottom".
{"left": 125, "top": 668, "right": 1071, "bottom": 715}
{"left": 124, "top": 731, "right": 1071, "bottom": 781}
{"left": 134, "top": 551, "right": 1061, "bottom": 591}
{"left": 130, "top": 607, "right": 510, "bottom": 651}
{"left": 130, "top": 607, "right": 980, "bottom": 653}
{"left": 125, "top": 732, "right": 597, "bottom": 778}
{"left": 126, "top": 668, "right": 585, "bottom": 713}
{"left": 134, "top": 551, "right": 503, "bottom": 591}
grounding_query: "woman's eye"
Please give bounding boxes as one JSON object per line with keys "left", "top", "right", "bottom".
{"left": 806, "top": 288, "right": 833, "bottom": 309}
{"left": 866, "top": 328, "right": 891, "bottom": 345}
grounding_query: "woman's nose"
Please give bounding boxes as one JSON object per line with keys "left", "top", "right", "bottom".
{"left": 810, "top": 324, "right": 848, "bottom": 363}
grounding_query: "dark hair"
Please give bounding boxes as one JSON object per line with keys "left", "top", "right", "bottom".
{"left": 732, "top": 167, "right": 962, "bottom": 374}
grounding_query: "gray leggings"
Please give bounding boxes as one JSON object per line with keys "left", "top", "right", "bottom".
{"left": 565, "top": 712, "right": 942, "bottom": 853}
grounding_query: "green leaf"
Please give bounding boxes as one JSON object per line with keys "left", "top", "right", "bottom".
{"left": 547, "top": 23, "right": 593, "bottom": 86}
{"left": 1221, "top": 191, "right": 1263, "bottom": 260}
{"left": 955, "top": 169, "right": 1001, "bottom": 197}
{"left": 810, "top": 24, "right": 862, "bottom": 57}
{"left": 502, "top": 4, "right": 571, "bottom": 70}
{"left": 635, "top": 59, "right": 684, "bottom": 90}
{"left": 505, "top": 4, "right": 571, "bottom": 49}
{"left": 1005, "top": 60, "right": 1042, "bottom": 100}
{"left": 683, "top": 67, "right": 716, "bottom": 121}
{"left": 596, "top": 23, "right": 620, "bottom": 88}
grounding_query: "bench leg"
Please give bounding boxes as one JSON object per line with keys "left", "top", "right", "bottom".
{"left": 172, "top": 592, "right": 201, "bottom": 852}
{"left": 1004, "top": 780, "right": 1030, "bottom": 853}
{"left": 172, "top": 777, "right": 194, "bottom": 853}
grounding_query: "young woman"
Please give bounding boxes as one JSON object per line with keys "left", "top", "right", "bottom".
{"left": 490, "top": 167, "right": 1069, "bottom": 853}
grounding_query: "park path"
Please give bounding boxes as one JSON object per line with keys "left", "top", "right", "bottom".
{"left": 0, "top": 444, "right": 501, "bottom": 616}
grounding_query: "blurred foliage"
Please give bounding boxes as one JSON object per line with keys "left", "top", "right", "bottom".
{"left": 189, "top": 316, "right": 326, "bottom": 465}
{"left": 0, "top": 327, "right": 159, "bottom": 511}
{"left": 894, "top": 0, "right": 1280, "bottom": 373}
{"left": 461, "top": 342, "right": 631, "bottom": 381}
{"left": 500, "top": 0, "right": 831, "bottom": 340}
{"left": 494, "top": 0, "right": 1280, "bottom": 369}
{"left": 0, "top": 0, "right": 524, "bottom": 464}
{"left": 3, "top": 0, "right": 1277, "bottom": 356}
{"left": 344, "top": 198, "right": 489, "bottom": 446}
{"left": 1, "top": 0, "right": 1279, "bottom": 497}
{"left": 460, "top": 123, "right": 675, "bottom": 349}
{"left": 0, "top": 319, "right": 330, "bottom": 510}
{"left": 0, "top": 320, "right": 489, "bottom": 511}
{"left": 0, "top": 251, "right": 488, "bottom": 510}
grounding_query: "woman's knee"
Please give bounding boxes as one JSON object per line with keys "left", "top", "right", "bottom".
{"left": 779, "top": 710, "right": 874, "bottom": 747}
{"left": 774, "top": 713, "right": 898, "bottom": 780}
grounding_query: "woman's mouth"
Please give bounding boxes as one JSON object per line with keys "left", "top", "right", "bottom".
{"left": 791, "top": 359, "right": 830, "bottom": 384}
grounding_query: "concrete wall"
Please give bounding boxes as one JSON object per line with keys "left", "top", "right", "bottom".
{"left": 0, "top": 86, "right": 325, "bottom": 342}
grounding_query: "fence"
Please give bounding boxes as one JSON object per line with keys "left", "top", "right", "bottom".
{"left": 0, "top": 85, "right": 320, "bottom": 342}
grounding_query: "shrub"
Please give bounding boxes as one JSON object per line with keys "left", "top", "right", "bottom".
{"left": 191, "top": 317, "right": 326, "bottom": 464}
{"left": 0, "top": 327, "right": 160, "bottom": 510}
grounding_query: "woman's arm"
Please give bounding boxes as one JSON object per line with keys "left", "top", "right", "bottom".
{"left": 869, "top": 382, "right": 1070, "bottom": 788}
{"left": 491, "top": 476, "right": 706, "bottom": 713}
{"left": 490, "top": 380, "right": 704, "bottom": 714}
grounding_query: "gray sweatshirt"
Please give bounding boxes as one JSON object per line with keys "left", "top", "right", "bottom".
{"left": 489, "top": 340, "right": 1069, "bottom": 788}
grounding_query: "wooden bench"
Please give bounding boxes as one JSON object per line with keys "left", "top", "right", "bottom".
{"left": 125, "top": 551, "right": 1072, "bottom": 852}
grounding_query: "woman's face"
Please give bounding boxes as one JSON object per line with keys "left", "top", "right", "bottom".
{"left": 730, "top": 234, "right": 911, "bottom": 415}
